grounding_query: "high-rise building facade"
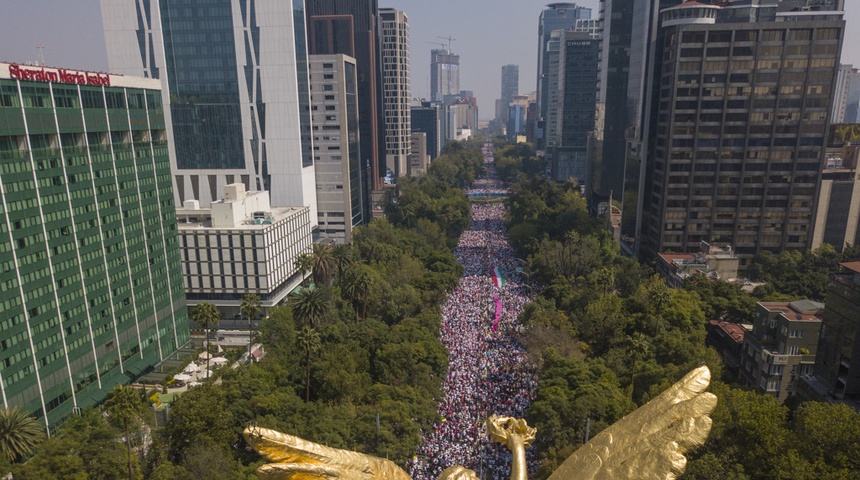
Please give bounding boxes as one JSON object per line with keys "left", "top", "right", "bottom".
{"left": 811, "top": 128, "right": 860, "bottom": 251}
{"left": 411, "top": 101, "right": 442, "bottom": 160}
{"left": 535, "top": 3, "right": 592, "bottom": 151}
{"left": 0, "top": 62, "right": 189, "bottom": 428}
{"left": 640, "top": 1, "right": 845, "bottom": 263}
{"left": 500, "top": 65, "right": 519, "bottom": 108}
{"left": 308, "top": 54, "right": 363, "bottom": 243}
{"left": 378, "top": 8, "right": 411, "bottom": 179}
{"left": 431, "top": 49, "right": 460, "bottom": 102}
{"left": 306, "top": 0, "right": 384, "bottom": 205}
{"left": 100, "top": 0, "right": 317, "bottom": 218}
{"left": 832, "top": 64, "right": 860, "bottom": 124}
{"left": 592, "top": 0, "right": 634, "bottom": 203}
{"left": 552, "top": 31, "right": 599, "bottom": 185}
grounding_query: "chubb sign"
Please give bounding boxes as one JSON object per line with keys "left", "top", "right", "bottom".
{"left": 8, "top": 64, "right": 111, "bottom": 87}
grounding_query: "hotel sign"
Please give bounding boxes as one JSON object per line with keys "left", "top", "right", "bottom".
{"left": 8, "top": 64, "right": 111, "bottom": 87}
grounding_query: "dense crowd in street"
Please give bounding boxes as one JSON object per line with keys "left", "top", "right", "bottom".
{"left": 409, "top": 149, "right": 538, "bottom": 479}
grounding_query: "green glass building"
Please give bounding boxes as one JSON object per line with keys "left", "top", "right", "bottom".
{"left": 0, "top": 62, "right": 189, "bottom": 429}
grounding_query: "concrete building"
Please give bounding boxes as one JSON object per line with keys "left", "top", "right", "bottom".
{"left": 656, "top": 242, "right": 740, "bottom": 289}
{"left": 740, "top": 300, "right": 823, "bottom": 402}
{"left": 832, "top": 65, "right": 860, "bottom": 124}
{"left": 640, "top": 0, "right": 845, "bottom": 264}
{"left": 411, "top": 100, "right": 442, "bottom": 160}
{"left": 308, "top": 54, "right": 363, "bottom": 243}
{"left": 812, "top": 128, "right": 860, "bottom": 251}
{"left": 409, "top": 132, "right": 430, "bottom": 177}
{"left": 177, "top": 184, "right": 311, "bottom": 320}
{"left": 101, "top": 0, "right": 317, "bottom": 216}
{"left": 378, "top": 8, "right": 411, "bottom": 180}
{"left": 707, "top": 320, "right": 751, "bottom": 382}
{"left": 306, "top": 0, "right": 384, "bottom": 202}
{"left": 799, "top": 262, "right": 860, "bottom": 405}
{"left": 0, "top": 62, "right": 189, "bottom": 428}
{"left": 431, "top": 49, "right": 460, "bottom": 102}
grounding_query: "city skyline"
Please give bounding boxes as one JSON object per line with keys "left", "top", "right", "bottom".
{"left": 6, "top": 0, "right": 858, "bottom": 119}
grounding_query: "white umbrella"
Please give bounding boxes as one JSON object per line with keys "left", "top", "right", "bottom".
{"left": 210, "top": 357, "right": 228, "bottom": 364}
{"left": 173, "top": 373, "right": 192, "bottom": 382}
{"left": 184, "top": 363, "right": 200, "bottom": 372}
{"left": 199, "top": 369, "right": 213, "bottom": 379}
{"left": 198, "top": 351, "right": 211, "bottom": 360}
{"left": 188, "top": 381, "right": 201, "bottom": 387}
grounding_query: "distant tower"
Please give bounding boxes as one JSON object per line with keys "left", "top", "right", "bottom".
{"left": 501, "top": 64, "right": 519, "bottom": 105}
{"left": 378, "top": 9, "right": 411, "bottom": 180}
{"left": 431, "top": 49, "right": 460, "bottom": 102}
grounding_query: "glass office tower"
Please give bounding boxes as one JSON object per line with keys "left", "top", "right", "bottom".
{"left": 0, "top": 62, "right": 189, "bottom": 429}
{"left": 101, "top": 0, "right": 317, "bottom": 217}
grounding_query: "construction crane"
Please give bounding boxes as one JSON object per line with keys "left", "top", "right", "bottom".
{"left": 437, "top": 35, "right": 455, "bottom": 52}
{"left": 426, "top": 41, "right": 448, "bottom": 51}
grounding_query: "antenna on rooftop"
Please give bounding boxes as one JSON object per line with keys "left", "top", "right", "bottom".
{"left": 36, "top": 45, "right": 45, "bottom": 66}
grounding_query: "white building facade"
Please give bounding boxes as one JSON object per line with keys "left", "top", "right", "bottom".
{"left": 177, "top": 184, "right": 312, "bottom": 319}
{"left": 100, "top": 0, "right": 317, "bottom": 219}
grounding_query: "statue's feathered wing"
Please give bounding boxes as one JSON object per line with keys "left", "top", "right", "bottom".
{"left": 548, "top": 366, "right": 717, "bottom": 480}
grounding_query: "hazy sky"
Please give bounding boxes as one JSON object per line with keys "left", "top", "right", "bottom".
{"left": 1, "top": 0, "right": 858, "bottom": 118}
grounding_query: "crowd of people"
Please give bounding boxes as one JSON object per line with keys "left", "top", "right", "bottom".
{"left": 409, "top": 148, "right": 538, "bottom": 479}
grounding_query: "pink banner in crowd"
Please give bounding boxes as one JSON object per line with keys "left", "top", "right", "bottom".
{"left": 492, "top": 294, "right": 503, "bottom": 332}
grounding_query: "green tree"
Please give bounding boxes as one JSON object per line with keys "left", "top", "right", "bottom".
{"left": 294, "top": 252, "right": 314, "bottom": 286}
{"left": 240, "top": 293, "right": 262, "bottom": 355}
{"left": 340, "top": 264, "right": 374, "bottom": 322}
{"left": 191, "top": 302, "right": 221, "bottom": 374}
{"left": 296, "top": 326, "right": 322, "bottom": 402}
{"left": 0, "top": 406, "right": 44, "bottom": 463}
{"left": 290, "top": 287, "right": 329, "bottom": 328}
{"left": 165, "top": 383, "right": 235, "bottom": 460}
{"left": 312, "top": 243, "right": 337, "bottom": 285}
{"left": 625, "top": 332, "right": 651, "bottom": 397}
{"left": 104, "top": 385, "right": 147, "bottom": 480}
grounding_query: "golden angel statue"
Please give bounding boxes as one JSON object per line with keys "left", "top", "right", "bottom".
{"left": 243, "top": 366, "right": 717, "bottom": 480}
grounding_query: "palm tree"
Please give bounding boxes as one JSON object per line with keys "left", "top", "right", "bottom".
{"left": 290, "top": 287, "right": 329, "bottom": 328}
{"left": 296, "top": 326, "right": 321, "bottom": 402}
{"left": 626, "top": 332, "right": 651, "bottom": 398}
{"left": 331, "top": 243, "right": 357, "bottom": 281}
{"left": 240, "top": 293, "right": 262, "bottom": 357}
{"left": 294, "top": 252, "right": 314, "bottom": 287}
{"left": 104, "top": 385, "right": 145, "bottom": 480}
{"left": 311, "top": 243, "right": 337, "bottom": 285}
{"left": 0, "top": 406, "right": 45, "bottom": 462}
{"left": 341, "top": 266, "right": 372, "bottom": 322}
{"left": 191, "top": 302, "right": 221, "bottom": 375}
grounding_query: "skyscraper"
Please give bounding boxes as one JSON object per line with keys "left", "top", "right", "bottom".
{"left": 591, "top": 0, "right": 634, "bottom": 203}
{"left": 0, "top": 62, "right": 189, "bottom": 428}
{"left": 431, "top": 49, "right": 460, "bottom": 102}
{"left": 640, "top": 1, "right": 845, "bottom": 263}
{"left": 535, "top": 3, "right": 592, "bottom": 150}
{"left": 100, "top": 0, "right": 317, "bottom": 218}
{"left": 832, "top": 64, "right": 860, "bottom": 124}
{"left": 552, "top": 31, "right": 599, "bottom": 185}
{"left": 306, "top": 0, "right": 384, "bottom": 207}
{"left": 501, "top": 65, "right": 519, "bottom": 107}
{"left": 309, "top": 54, "right": 363, "bottom": 243}
{"left": 411, "top": 101, "right": 442, "bottom": 160}
{"left": 378, "top": 8, "right": 411, "bottom": 180}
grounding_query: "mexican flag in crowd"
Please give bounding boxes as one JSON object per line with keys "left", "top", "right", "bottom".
{"left": 492, "top": 266, "right": 506, "bottom": 288}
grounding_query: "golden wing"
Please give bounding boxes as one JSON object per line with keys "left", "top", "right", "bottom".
{"left": 243, "top": 426, "right": 412, "bottom": 480}
{"left": 548, "top": 366, "right": 717, "bottom": 480}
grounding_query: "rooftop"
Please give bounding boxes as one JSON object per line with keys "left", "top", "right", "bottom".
{"left": 842, "top": 262, "right": 860, "bottom": 274}
{"left": 708, "top": 319, "right": 749, "bottom": 344}
{"left": 759, "top": 300, "right": 825, "bottom": 321}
